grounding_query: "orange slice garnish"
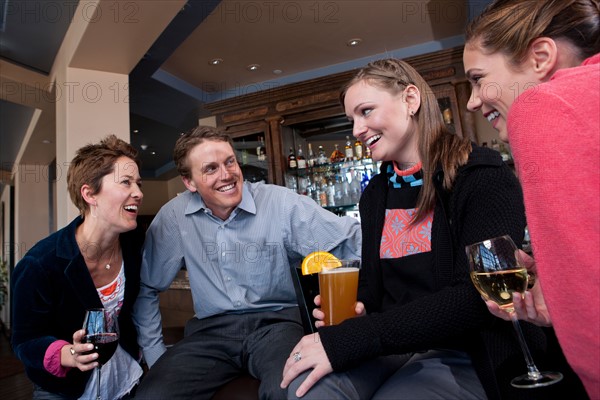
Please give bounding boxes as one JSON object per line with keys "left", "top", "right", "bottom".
{"left": 301, "top": 251, "right": 342, "bottom": 275}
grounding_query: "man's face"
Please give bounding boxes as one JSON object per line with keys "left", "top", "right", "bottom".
{"left": 182, "top": 140, "right": 243, "bottom": 220}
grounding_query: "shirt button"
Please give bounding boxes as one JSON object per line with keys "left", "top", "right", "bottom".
{"left": 221, "top": 252, "right": 226, "bottom": 257}
{"left": 235, "top": 301, "right": 241, "bottom": 307}
{"left": 226, "top": 277, "right": 231, "bottom": 281}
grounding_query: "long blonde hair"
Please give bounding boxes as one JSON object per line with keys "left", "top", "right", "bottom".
{"left": 340, "top": 59, "right": 472, "bottom": 223}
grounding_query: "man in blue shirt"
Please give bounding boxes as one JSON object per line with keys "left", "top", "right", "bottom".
{"left": 133, "top": 126, "right": 361, "bottom": 399}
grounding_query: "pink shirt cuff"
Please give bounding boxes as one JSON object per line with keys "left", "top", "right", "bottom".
{"left": 44, "top": 340, "right": 73, "bottom": 377}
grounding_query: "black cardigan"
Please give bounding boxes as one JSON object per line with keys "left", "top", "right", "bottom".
{"left": 11, "top": 217, "right": 144, "bottom": 397}
{"left": 318, "top": 146, "right": 580, "bottom": 400}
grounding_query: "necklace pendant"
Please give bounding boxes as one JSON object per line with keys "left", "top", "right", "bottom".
{"left": 105, "top": 264, "right": 111, "bottom": 270}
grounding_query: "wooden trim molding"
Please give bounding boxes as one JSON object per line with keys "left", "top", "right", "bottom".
{"left": 205, "top": 46, "right": 469, "bottom": 129}
{"left": 205, "top": 46, "right": 476, "bottom": 178}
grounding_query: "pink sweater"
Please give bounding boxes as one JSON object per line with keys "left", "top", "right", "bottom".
{"left": 508, "top": 53, "right": 600, "bottom": 399}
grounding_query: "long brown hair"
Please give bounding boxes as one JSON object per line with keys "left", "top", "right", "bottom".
{"left": 340, "top": 59, "right": 472, "bottom": 223}
{"left": 465, "top": 0, "right": 600, "bottom": 66}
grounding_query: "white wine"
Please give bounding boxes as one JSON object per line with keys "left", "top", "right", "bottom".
{"left": 470, "top": 268, "right": 528, "bottom": 311}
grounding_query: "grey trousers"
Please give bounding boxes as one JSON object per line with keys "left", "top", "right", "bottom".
{"left": 288, "top": 349, "right": 487, "bottom": 400}
{"left": 135, "top": 307, "right": 304, "bottom": 400}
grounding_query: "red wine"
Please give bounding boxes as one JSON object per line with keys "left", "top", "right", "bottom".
{"left": 83, "top": 333, "right": 118, "bottom": 365}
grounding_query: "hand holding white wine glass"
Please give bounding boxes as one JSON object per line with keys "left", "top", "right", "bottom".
{"left": 83, "top": 308, "right": 120, "bottom": 400}
{"left": 466, "top": 235, "right": 562, "bottom": 388}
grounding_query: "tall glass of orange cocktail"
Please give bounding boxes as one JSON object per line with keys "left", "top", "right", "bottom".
{"left": 319, "top": 259, "right": 360, "bottom": 326}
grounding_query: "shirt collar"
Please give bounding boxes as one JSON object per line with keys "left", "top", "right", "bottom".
{"left": 183, "top": 182, "right": 257, "bottom": 216}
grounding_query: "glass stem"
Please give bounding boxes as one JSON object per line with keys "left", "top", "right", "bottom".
{"left": 509, "top": 312, "right": 542, "bottom": 380}
{"left": 96, "top": 366, "right": 101, "bottom": 400}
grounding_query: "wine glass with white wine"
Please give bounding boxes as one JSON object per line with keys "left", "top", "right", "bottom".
{"left": 466, "top": 235, "right": 563, "bottom": 388}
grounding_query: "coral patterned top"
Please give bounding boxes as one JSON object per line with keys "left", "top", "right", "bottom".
{"left": 378, "top": 162, "right": 434, "bottom": 310}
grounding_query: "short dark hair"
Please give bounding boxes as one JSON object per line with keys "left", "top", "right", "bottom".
{"left": 67, "top": 135, "right": 139, "bottom": 216}
{"left": 173, "top": 126, "right": 234, "bottom": 180}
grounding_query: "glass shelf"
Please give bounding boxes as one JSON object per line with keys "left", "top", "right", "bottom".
{"left": 285, "top": 157, "right": 380, "bottom": 213}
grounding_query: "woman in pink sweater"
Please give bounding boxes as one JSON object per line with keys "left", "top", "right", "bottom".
{"left": 463, "top": 1, "right": 599, "bottom": 398}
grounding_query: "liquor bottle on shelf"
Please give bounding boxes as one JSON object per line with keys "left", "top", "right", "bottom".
{"left": 364, "top": 145, "right": 372, "bottom": 159}
{"left": 307, "top": 143, "right": 316, "bottom": 167}
{"left": 354, "top": 138, "right": 363, "bottom": 160}
{"left": 241, "top": 140, "right": 248, "bottom": 165}
{"left": 310, "top": 185, "right": 320, "bottom": 204}
{"left": 349, "top": 169, "right": 362, "bottom": 203}
{"left": 256, "top": 136, "right": 266, "bottom": 161}
{"left": 288, "top": 147, "right": 297, "bottom": 170}
{"left": 297, "top": 175, "right": 309, "bottom": 195}
{"left": 318, "top": 183, "right": 328, "bottom": 207}
{"left": 285, "top": 174, "right": 298, "bottom": 192}
{"left": 341, "top": 175, "right": 351, "bottom": 205}
{"left": 344, "top": 136, "right": 354, "bottom": 161}
{"left": 327, "top": 180, "right": 336, "bottom": 206}
{"left": 305, "top": 184, "right": 313, "bottom": 199}
{"left": 297, "top": 145, "right": 307, "bottom": 169}
{"left": 317, "top": 145, "right": 328, "bottom": 166}
{"left": 333, "top": 174, "right": 344, "bottom": 205}
{"left": 330, "top": 144, "right": 344, "bottom": 163}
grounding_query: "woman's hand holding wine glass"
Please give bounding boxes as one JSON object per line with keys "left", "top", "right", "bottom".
{"left": 64, "top": 328, "right": 99, "bottom": 371}
{"left": 83, "top": 308, "right": 120, "bottom": 400}
{"left": 466, "top": 235, "right": 562, "bottom": 388}
{"left": 483, "top": 250, "right": 553, "bottom": 327}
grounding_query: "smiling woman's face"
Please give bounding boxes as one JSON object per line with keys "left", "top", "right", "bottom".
{"left": 344, "top": 80, "right": 420, "bottom": 165}
{"left": 463, "top": 43, "right": 543, "bottom": 142}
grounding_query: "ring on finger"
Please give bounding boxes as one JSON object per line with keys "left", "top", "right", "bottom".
{"left": 292, "top": 351, "right": 301, "bottom": 362}
{"left": 70, "top": 347, "right": 76, "bottom": 356}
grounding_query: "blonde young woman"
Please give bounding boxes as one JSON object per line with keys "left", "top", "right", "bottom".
{"left": 463, "top": 1, "right": 599, "bottom": 397}
{"left": 280, "top": 59, "right": 575, "bottom": 400}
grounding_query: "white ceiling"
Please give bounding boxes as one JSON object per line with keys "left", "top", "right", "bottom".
{"left": 0, "top": 0, "right": 489, "bottom": 184}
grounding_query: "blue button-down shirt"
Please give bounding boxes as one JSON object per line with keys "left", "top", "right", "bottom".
{"left": 133, "top": 181, "right": 361, "bottom": 366}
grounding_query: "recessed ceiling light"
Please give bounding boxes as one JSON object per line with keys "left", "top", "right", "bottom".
{"left": 151, "top": 151, "right": 156, "bottom": 155}
{"left": 247, "top": 64, "right": 260, "bottom": 71}
{"left": 347, "top": 38, "right": 362, "bottom": 47}
{"left": 273, "top": 69, "right": 283, "bottom": 75}
{"left": 133, "top": 129, "right": 139, "bottom": 133}
{"left": 140, "top": 144, "right": 148, "bottom": 150}
{"left": 42, "top": 139, "right": 52, "bottom": 144}
{"left": 209, "top": 58, "right": 223, "bottom": 65}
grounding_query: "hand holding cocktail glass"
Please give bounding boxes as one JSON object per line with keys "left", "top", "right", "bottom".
{"left": 466, "top": 235, "right": 562, "bottom": 388}
{"left": 317, "top": 259, "right": 361, "bottom": 326}
{"left": 301, "top": 252, "right": 362, "bottom": 327}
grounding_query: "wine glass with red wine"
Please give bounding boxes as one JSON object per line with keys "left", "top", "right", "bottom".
{"left": 83, "top": 308, "right": 119, "bottom": 400}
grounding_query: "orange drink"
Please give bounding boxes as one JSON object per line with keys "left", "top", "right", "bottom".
{"left": 319, "top": 260, "right": 360, "bottom": 326}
